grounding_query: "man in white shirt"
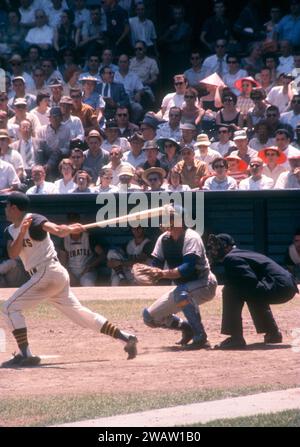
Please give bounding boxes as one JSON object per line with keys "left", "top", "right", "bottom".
{"left": 0, "top": 158, "right": 20, "bottom": 194}
{"left": 184, "top": 51, "right": 204, "bottom": 87}
{"left": 8, "top": 76, "right": 36, "bottom": 112}
{"left": 114, "top": 54, "right": 145, "bottom": 123}
{"left": 194, "top": 133, "right": 221, "bottom": 170}
{"left": 129, "top": 2, "right": 157, "bottom": 52}
{"left": 223, "top": 55, "right": 248, "bottom": 96}
{"left": 280, "top": 93, "right": 300, "bottom": 131}
{"left": 0, "top": 130, "right": 24, "bottom": 180}
{"left": 44, "top": 0, "right": 66, "bottom": 28}
{"left": 19, "top": 0, "right": 37, "bottom": 28}
{"left": 266, "top": 73, "right": 294, "bottom": 113}
{"left": 275, "top": 155, "right": 300, "bottom": 189}
{"left": 10, "top": 119, "right": 39, "bottom": 171}
{"left": 200, "top": 39, "right": 229, "bottom": 80}
{"left": 103, "top": 145, "right": 134, "bottom": 186}
{"left": 129, "top": 40, "right": 159, "bottom": 103}
{"left": 276, "top": 40, "right": 295, "bottom": 76}
{"left": 122, "top": 131, "right": 146, "bottom": 168}
{"left": 239, "top": 157, "right": 274, "bottom": 190}
{"left": 156, "top": 106, "right": 182, "bottom": 141}
{"left": 210, "top": 124, "right": 236, "bottom": 157}
{"left": 30, "top": 90, "right": 50, "bottom": 127}
{"left": 8, "top": 54, "right": 35, "bottom": 93}
{"left": 275, "top": 128, "right": 300, "bottom": 168}
{"left": 159, "top": 75, "right": 187, "bottom": 121}
{"left": 26, "top": 165, "right": 56, "bottom": 194}
{"left": 25, "top": 9, "right": 54, "bottom": 50}
{"left": 59, "top": 96, "right": 84, "bottom": 140}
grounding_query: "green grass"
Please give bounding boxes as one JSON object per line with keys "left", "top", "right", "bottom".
{"left": 0, "top": 384, "right": 298, "bottom": 427}
{"left": 24, "top": 299, "right": 154, "bottom": 320}
{"left": 184, "top": 409, "right": 300, "bottom": 427}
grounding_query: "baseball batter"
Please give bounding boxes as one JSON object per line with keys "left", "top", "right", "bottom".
{"left": 1, "top": 192, "right": 137, "bottom": 368}
{"left": 142, "top": 206, "right": 218, "bottom": 350}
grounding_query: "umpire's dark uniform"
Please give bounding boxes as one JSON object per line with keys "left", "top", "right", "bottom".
{"left": 221, "top": 248, "right": 298, "bottom": 337}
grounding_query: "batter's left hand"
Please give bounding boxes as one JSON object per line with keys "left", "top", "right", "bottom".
{"left": 68, "top": 223, "right": 85, "bottom": 234}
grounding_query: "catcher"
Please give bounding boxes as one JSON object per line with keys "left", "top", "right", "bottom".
{"left": 135, "top": 206, "right": 217, "bottom": 350}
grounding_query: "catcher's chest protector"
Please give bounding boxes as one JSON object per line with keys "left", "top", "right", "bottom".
{"left": 161, "top": 234, "right": 185, "bottom": 269}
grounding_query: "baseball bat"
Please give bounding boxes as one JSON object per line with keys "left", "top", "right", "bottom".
{"left": 83, "top": 205, "right": 171, "bottom": 230}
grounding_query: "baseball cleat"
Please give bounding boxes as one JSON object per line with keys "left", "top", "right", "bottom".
{"left": 264, "top": 331, "right": 282, "bottom": 344}
{"left": 1, "top": 353, "right": 24, "bottom": 368}
{"left": 181, "top": 338, "right": 211, "bottom": 350}
{"left": 175, "top": 322, "right": 194, "bottom": 346}
{"left": 124, "top": 335, "right": 138, "bottom": 360}
{"left": 214, "top": 336, "right": 246, "bottom": 350}
{"left": 19, "top": 355, "right": 41, "bottom": 367}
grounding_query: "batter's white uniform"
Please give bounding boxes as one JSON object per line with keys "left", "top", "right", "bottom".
{"left": 63, "top": 232, "right": 98, "bottom": 286}
{"left": 2, "top": 214, "right": 106, "bottom": 332}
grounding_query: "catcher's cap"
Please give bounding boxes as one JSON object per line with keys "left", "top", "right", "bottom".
{"left": 1, "top": 192, "right": 30, "bottom": 211}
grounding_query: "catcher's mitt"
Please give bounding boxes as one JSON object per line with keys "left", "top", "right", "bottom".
{"left": 132, "top": 263, "right": 163, "bottom": 285}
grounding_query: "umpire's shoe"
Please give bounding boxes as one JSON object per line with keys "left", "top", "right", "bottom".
{"left": 264, "top": 331, "right": 283, "bottom": 344}
{"left": 124, "top": 335, "right": 138, "bottom": 360}
{"left": 1, "top": 353, "right": 41, "bottom": 368}
{"left": 214, "top": 336, "right": 246, "bottom": 350}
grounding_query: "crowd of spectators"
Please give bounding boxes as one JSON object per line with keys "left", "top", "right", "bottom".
{"left": 1, "top": 0, "right": 300, "bottom": 285}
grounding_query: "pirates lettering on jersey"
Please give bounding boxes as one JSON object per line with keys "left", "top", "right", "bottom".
{"left": 23, "top": 238, "right": 33, "bottom": 248}
{"left": 69, "top": 248, "right": 91, "bottom": 258}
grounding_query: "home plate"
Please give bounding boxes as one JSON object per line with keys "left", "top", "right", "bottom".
{"left": 40, "top": 355, "right": 61, "bottom": 359}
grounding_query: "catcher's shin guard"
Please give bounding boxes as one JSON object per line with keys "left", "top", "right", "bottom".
{"left": 174, "top": 287, "right": 207, "bottom": 342}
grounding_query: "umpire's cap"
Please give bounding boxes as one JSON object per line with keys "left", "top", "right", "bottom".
{"left": 215, "top": 233, "right": 235, "bottom": 247}
{"left": 1, "top": 192, "right": 30, "bottom": 211}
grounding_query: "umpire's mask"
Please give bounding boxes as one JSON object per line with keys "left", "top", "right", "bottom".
{"left": 206, "top": 233, "right": 235, "bottom": 262}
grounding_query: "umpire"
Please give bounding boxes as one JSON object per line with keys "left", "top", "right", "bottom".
{"left": 207, "top": 233, "right": 299, "bottom": 349}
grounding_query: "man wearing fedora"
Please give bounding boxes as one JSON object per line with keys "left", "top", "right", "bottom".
{"left": 83, "top": 130, "right": 109, "bottom": 184}
{"left": 229, "top": 129, "right": 258, "bottom": 164}
{"left": 139, "top": 113, "right": 161, "bottom": 141}
{"left": 102, "top": 119, "right": 131, "bottom": 153}
{"left": 180, "top": 122, "right": 197, "bottom": 147}
{"left": 36, "top": 106, "right": 71, "bottom": 178}
{"left": 194, "top": 133, "right": 221, "bottom": 170}
{"left": 48, "top": 78, "right": 64, "bottom": 107}
{"left": 139, "top": 140, "right": 165, "bottom": 171}
{"left": 59, "top": 96, "right": 85, "bottom": 141}
{"left": 8, "top": 98, "right": 40, "bottom": 141}
{"left": 122, "top": 132, "right": 146, "bottom": 168}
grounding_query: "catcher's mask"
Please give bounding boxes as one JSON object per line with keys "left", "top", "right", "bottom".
{"left": 207, "top": 233, "right": 235, "bottom": 261}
